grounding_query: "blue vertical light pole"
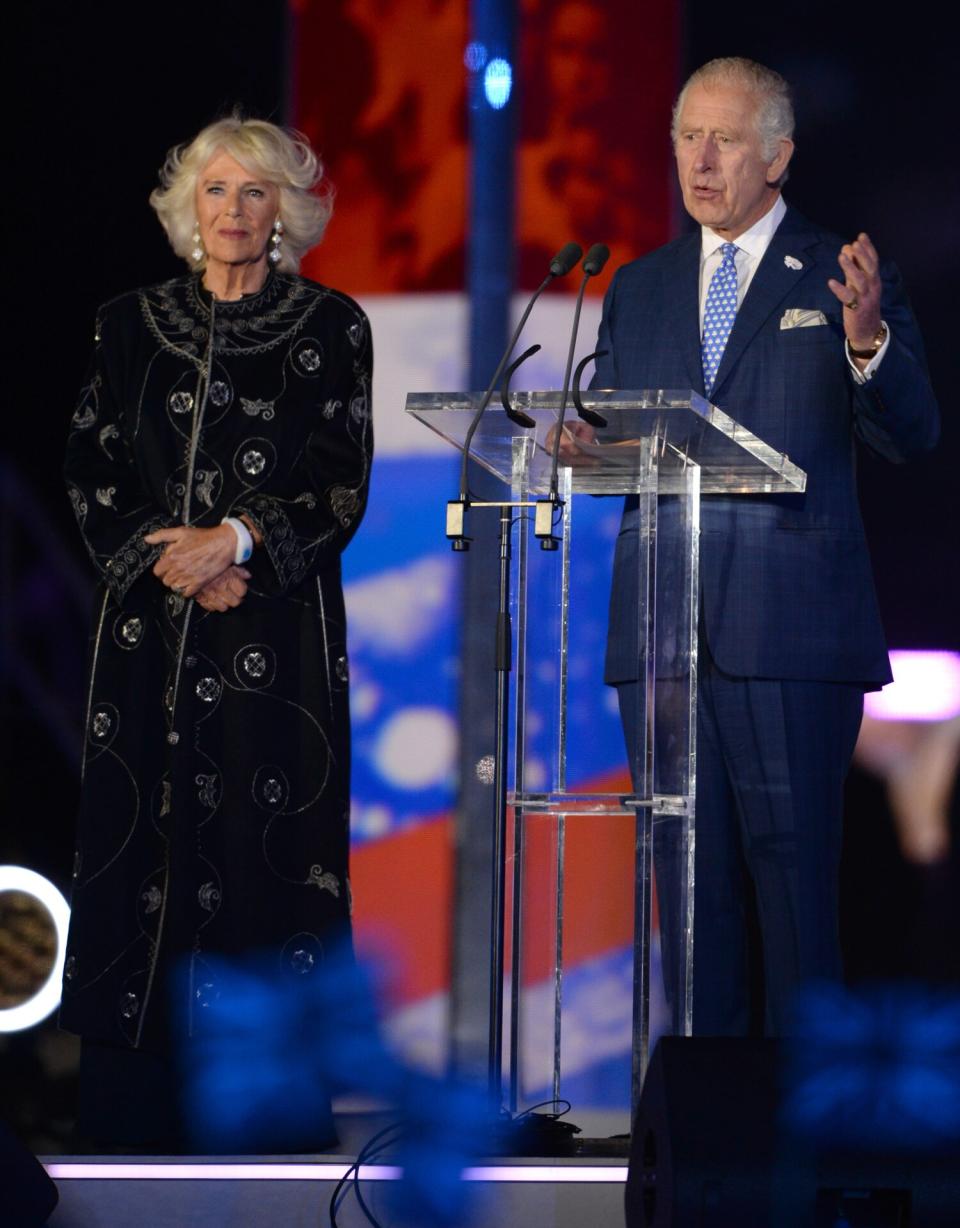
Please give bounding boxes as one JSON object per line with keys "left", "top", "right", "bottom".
{"left": 450, "top": 2, "right": 519, "bottom": 1100}
{"left": 467, "top": 6, "right": 517, "bottom": 388}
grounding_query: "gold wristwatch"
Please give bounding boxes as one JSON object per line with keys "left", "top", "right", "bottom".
{"left": 849, "top": 322, "right": 888, "bottom": 359}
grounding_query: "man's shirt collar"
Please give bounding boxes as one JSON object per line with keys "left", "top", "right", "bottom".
{"left": 700, "top": 194, "right": 787, "bottom": 259}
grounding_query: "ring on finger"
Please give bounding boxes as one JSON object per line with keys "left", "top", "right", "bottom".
{"left": 844, "top": 297, "right": 859, "bottom": 311}
{"left": 173, "top": 584, "right": 185, "bottom": 596}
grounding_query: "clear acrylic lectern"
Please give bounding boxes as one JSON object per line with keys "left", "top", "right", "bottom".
{"left": 406, "top": 389, "right": 806, "bottom": 1122}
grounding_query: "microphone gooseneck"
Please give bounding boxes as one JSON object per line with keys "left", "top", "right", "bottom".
{"left": 458, "top": 243, "right": 583, "bottom": 501}
{"left": 548, "top": 243, "right": 611, "bottom": 499}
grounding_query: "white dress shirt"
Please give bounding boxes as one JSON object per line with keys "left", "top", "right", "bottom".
{"left": 699, "top": 195, "right": 888, "bottom": 382}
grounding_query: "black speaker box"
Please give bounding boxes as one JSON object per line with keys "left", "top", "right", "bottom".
{"left": 626, "top": 1037, "right": 960, "bottom": 1228}
{"left": 0, "top": 1120, "right": 59, "bottom": 1227}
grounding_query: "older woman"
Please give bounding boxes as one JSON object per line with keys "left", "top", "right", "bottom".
{"left": 62, "top": 117, "right": 372, "bottom": 1150}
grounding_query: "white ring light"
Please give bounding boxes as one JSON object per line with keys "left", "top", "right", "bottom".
{"left": 0, "top": 865, "right": 71, "bottom": 1033}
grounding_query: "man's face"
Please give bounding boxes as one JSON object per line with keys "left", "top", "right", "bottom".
{"left": 674, "top": 81, "right": 793, "bottom": 239}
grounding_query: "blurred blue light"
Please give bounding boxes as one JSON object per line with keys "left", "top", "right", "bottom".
{"left": 783, "top": 982, "right": 960, "bottom": 1151}
{"left": 464, "top": 41, "right": 488, "bottom": 72}
{"left": 483, "top": 58, "right": 512, "bottom": 110}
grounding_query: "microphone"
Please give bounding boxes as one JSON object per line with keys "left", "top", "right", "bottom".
{"left": 582, "top": 243, "right": 610, "bottom": 277}
{"left": 546, "top": 243, "right": 611, "bottom": 504}
{"left": 550, "top": 241, "right": 584, "bottom": 277}
{"left": 456, "top": 243, "right": 583, "bottom": 505}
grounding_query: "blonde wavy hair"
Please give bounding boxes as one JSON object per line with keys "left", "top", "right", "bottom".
{"left": 149, "top": 116, "right": 333, "bottom": 274}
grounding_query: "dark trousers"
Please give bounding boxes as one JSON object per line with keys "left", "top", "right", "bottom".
{"left": 618, "top": 658, "right": 863, "bottom": 1036}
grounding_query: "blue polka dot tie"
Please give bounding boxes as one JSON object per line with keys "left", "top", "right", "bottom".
{"left": 701, "top": 242, "right": 739, "bottom": 395}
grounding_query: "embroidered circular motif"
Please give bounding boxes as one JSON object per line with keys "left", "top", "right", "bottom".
{"left": 244, "top": 651, "right": 266, "bottom": 678}
{"left": 169, "top": 390, "right": 194, "bottom": 415}
{"left": 196, "top": 677, "right": 221, "bottom": 703}
{"left": 209, "top": 380, "right": 231, "bottom": 407}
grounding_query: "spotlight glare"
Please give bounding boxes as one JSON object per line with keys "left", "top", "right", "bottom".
{"left": 864, "top": 651, "right": 960, "bottom": 722}
{"left": 0, "top": 866, "right": 70, "bottom": 1033}
{"left": 483, "top": 58, "right": 512, "bottom": 110}
{"left": 464, "top": 41, "right": 488, "bottom": 72}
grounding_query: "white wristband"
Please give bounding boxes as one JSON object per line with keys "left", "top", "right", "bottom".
{"left": 222, "top": 516, "right": 254, "bottom": 565}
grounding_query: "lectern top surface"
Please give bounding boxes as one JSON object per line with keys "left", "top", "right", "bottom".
{"left": 405, "top": 390, "right": 806, "bottom": 495}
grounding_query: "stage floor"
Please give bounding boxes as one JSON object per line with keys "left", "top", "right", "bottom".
{"left": 43, "top": 1107, "right": 631, "bottom": 1227}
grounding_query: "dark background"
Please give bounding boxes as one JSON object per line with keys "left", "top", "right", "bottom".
{"left": 2, "top": 0, "right": 956, "bottom": 1148}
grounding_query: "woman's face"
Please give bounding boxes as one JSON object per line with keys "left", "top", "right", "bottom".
{"left": 195, "top": 150, "right": 281, "bottom": 271}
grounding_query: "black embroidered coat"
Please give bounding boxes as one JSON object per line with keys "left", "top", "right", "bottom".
{"left": 61, "top": 271, "right": 372, "bottom": 1048}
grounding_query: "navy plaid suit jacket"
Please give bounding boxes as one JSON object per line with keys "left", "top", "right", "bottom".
{"left": 596, "top": 207, "right": 940, "bottom": 687}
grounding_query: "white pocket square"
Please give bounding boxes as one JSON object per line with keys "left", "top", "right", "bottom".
{"left": 780, "top": 308, "right": 828, "bottom": 330}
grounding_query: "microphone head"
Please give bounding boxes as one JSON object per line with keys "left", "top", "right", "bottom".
{"left": 583, "top": 243, "right": 610, "bottom": 276}
{"left": 549, "top": 242, "right": 583, "bottom": 277}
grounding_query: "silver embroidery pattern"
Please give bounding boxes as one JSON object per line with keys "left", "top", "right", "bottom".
{"left": 198, "top": 882, "right": 221, "bottom": 912}
{"left": 243, "top": 651, "right": 266, "bottom": 678}
{"left": 68, "top": 486, "right": 88, "bottom": 524}
{"left": 92, "top": 711, "right": 112, "bottom": 738}
{"left": 169, "top": 390, "right": 194, "bottom": 414}
{"left": 242, "top": 450, "right": 266, "bottom": 476}
{"left": 233, "top": 643, "right": 275, "bottom": 689}
{"left": 335, "top": 656, "right": 349, "bottom": 683}
{"left": 159, "top": 780, "right": 172, "bottom": 816}
{"left": 196, "top": 677, "right": 221, "bottom": 703}
{"left": 291, "top": 948, "right": 316, "bottom": 973}
{"left": 253, "top": 764, "right": 290, "bottom": 812}
{"left": 209, "top": 380, "right": 231, "bottom": 407}
{"left": 99, "top": 424, "right": 120, "bottom": 456}
{"left": 307, "top": 865, "right": 340, "bottom": 897}
{"left": 196, "top": 773, "right": 220, "bottom": 808}
{"left": 349, "top": 389, "right": 368, "bottom": 422}
{"left": 95, "top": 486, "right": 117, "bottom": 507}
{"left": 64, "top": 956, "right": 78, "bottom": 982}
{"left": 241, "top": 397, "right": 276, "bottom": 421}
{"left": 329, "top": 485, "right": 361, "bottom": 527}
{"left": 120, "top": 992, "right": 139, "bottom": 1019}
{"left": 72, "top": 403, "right": 96, "bottom": 429}
{"left": 113, "top": 614, "right": 145, "bottom": 649}
{"left": 195, "top": 982, "right": 218, "bottom": 1009}
{"left": 121, "top": 617, "right": 143, "bottom": 644}
{"left": 194, "top": 468, "right": 218, "bottom": 508}
{"left": 299, "top": 347, "right": 321, "bottom": 373}
{"left": 141, "top": 886, "right": 162, "bottom": 914}
{"left": 281, "top": 933, "right": 324, "bottom": 976}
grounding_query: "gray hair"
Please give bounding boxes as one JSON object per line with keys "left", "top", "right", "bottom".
{"left": 149, "top": 116, "right": 333, "bottom": 274}
{"left": 671, "top": 57, "right": 795, "bottom": 163}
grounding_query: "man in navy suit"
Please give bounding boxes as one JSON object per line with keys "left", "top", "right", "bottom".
{"left": 578, "top": 57, "right": 939, "bottom": 1035}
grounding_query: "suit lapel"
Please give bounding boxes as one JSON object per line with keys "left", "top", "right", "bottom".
{"left": 710, "top": 209, "right": 821, "bottom": 398}
{"left": 662, "top": 233, "right": 705, "bottom": 393}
